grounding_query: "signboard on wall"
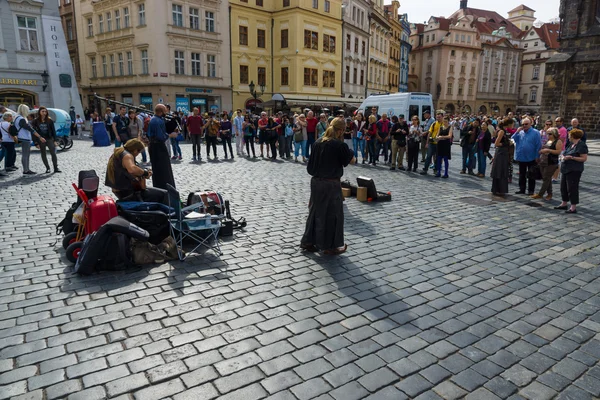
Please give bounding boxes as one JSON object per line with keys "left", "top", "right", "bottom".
{"left": 176, "top": 97, "right": 190, "bottom": 114}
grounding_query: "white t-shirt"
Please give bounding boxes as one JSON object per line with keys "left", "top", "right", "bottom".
{"left": 1, "top": 121, "right": 13, "bottom": 142}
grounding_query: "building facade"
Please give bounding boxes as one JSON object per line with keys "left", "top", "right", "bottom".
{"left": 399, "top": 14, "right": 411, "bottom": 92}
{"left": 59, "top": 0, "right": 80, "bottom": 84}
{"left": 76, "top": 0, "right": 232, "bottom": 115}
{"left": 384, "top": 1, "right": 401, "bottom": 94}
{"left": 367, "top": 0, "right": 391, "bottom": 95}
{"left": 517, "top": 23, "right": 559, "bottom": 115}
{"left": 0, "top": 0, "right": 82, "bottom": 113}
{"left": 230, "top": 0, "right": 343, "bottom": 112}
{"left": 542, "top": 0, "right": 600, "bottom": 136}
{"left": 341, "top": 0, "right": 370, "bottom": 102}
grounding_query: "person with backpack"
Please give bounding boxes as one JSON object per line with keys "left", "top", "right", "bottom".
{"left": 112, "top": 106, "right": 130, "bottom": 148}
{"left": 31, "top": 106, "right": 61, "bottom": 173}
{"left": 0, "top": 112, "right": 18, "bottom": 176}
{"left": 15, "top": 104, "right": 46, "bottom": 175}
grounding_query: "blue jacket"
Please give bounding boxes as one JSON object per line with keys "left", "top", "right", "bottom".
{"left": 512, "top": 127, "right": 542, "bottom": 162}
{"left": 147, "top": 116, "right": 168, "bottom": 142}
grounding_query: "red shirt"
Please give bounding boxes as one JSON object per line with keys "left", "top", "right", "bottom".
{"left": 275, "top": 118, "right": 283, "bottom": 136}
{"left": 258, "top": 117, "right": 268, "bottom": 130}
{"left": 187, "top": 115, "right": 204, "bottom": 135}
{"left": 306, "top": 117, "right": 318, "bottom": 133}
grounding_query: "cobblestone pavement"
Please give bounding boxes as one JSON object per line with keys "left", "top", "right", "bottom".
{"left": 1, "top": 139, "right": 600, "bottom": 400}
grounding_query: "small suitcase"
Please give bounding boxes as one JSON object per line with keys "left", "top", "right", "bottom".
{"left": 119, "top": 209, "right": 170, "bottom": 245}
{"left": 87, "top": 195, "right": 118, "bottom": 234}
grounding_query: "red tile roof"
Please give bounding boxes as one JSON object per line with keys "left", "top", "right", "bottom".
{"left": 508, "top": 4, "right": 536, "bottom": 13}
{"left": 450, "top": 7, "right": 522, "bottom": 37}
{"left": 534, "top": 23, "right": 560, "bottom": 49}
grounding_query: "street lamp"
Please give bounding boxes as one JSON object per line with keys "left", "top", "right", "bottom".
{"left": 249, "top": 80, "right": 265, "bottom": 100}
{"left": 41, "top": 70, "right": 49, "bottom": 92}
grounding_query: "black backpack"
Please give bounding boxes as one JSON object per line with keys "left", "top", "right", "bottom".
{"left": 57, "top": 202, "right": 78, "bottom": 235}
{"left": 74, "top": 217, "right": 149, "bottom": 275}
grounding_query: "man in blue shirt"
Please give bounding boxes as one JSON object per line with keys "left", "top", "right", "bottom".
{"left": 147, "top": 104, "right": 175, "bottom": 190}
{"left": 512, "top": 117, "right": 542, "bottom": 195}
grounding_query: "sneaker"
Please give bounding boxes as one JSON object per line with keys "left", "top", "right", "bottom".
{"left": 178, "top": 156, "right": 182, "bottom": 160}
{"left": 460, "top": 170, "right": 466, "bottom": 174}
{"left": 171, "top": 156, "right": 177, "bottom": 160}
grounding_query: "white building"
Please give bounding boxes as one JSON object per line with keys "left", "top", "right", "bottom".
{"left": 0, "top": 0, "right": 82, "bottom": 113}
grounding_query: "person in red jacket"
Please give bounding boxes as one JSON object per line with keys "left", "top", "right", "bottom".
{"left": 305, "top": 111, "right": 318, "bottom": 159}
{"left": 187, "top": 108, "right": 204, "bottom": 162}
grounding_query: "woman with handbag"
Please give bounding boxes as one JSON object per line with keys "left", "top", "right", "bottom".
{"left": 243, "top": 116, "right": 257, "bottom": 158}
{"left": 406, "top": 116, "right": 422, "bottom": 172}
{"left": 294, "top": 114, "right": 308, "bottom": 162}
{"left": 435, "top": 116, "right": 453, "bottom": 178}
{"left": 366, "top": 115, "right": 378, "bottom": 165}
{"left": 15, "top": 104, "right": 46, "bottom": 175}
{"left": 554, "top": 129, "right": 588, "bottom": 214}
{"left": 491, "top": 118, "right": 512, "bottom": 196}
{"left": 31, "top": 106, "right": 61, "bottom": 174}
{"left": 353, "top": 113, "right": 367, "bottom": 164}
{"left": 532, "top": 128, "right": 562, "bottom": 200}
{"left": 220, "top": 114, "right": 234, "bottom": 159}
{"left": 1, "top": 113, "right": 18, "bottom": 174}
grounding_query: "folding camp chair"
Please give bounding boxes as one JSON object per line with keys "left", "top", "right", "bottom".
{"left": 166, "top": 184, "right": 222, "bottom": 260}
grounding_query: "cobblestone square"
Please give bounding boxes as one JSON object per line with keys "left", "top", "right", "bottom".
{"left": 1, "top": 140, "right": 599, "bottom": 399}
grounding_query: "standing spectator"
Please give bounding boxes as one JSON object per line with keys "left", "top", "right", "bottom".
{"left": 532, "top": 128, "right": 562, "bottom": 200}
{"left": 112, "top": 106, "right": 130, "bottom": 148}
{"left": 233, "top": 109, "right": 245, "bottom": 156}
{"left": 266, "top": 117, "right": 280, "bottom": 161}
{"left": 126, "top": 109, "right": 144, "bottom": 163}
{"left": 104, "top": 107, "right": 115, "bottom": 143}
{"left": 343, "top": 118, "right": 354, "bottom": 150}
{"left": 243, "top": 115, "right": 257, "bottom": 158}
{"left": 390, "top": 114, "right": 408, "bottom": 171}
{"left": 476, "top": 121, "right": 492, "bottom": 178}
{"left": 15, "top": 104, "right": 46, "bottom": 175}
{"left": 179, "top": 111, "right": 188, "bottom": 141}
{"left": 491, "top": 118, "right": 511, "bottom": 196}
{"left": 512, "top": 118, "right": 542, "bottom": 195}
{"left": 147, "top": 104, "right": 176, "bottom": 190}
{"left": 567, "top": 118, "right": 586, "bottom": 143}
{"left": 555, "top": 129, "right": 587, "bottom": 213}
{"left": 316, "top": 114, "right": 328, "bottom": 138}
{"left": 31, "top": 106, "right": 60, "bottom": 173}
{"left": 460, "top": 118, "right": 479, "bottom": 175}
{"left": 435, "top": 116, "right": 453, "bottom": 178}
{"left": 305, "top": 111, "right": 318, "bottom": 159}
{"left": 69, "top": 106, "right": 76, "bottom": 136}
{"left": 554, "top": 117, "right": 568, "bottom": 144}
{"left": 165, "top": 105, "right": 181, "bottom": 160}
{"left": 294, "top": 114, "right": 308, "bottom": 162}
{"left": 420, "top": 112, "right": 443, "bottom": 175}
{"left": 376, "top": 114, "right": 392, "bottom": 165}
{"left": 135, "top": 110, "right": 149, "bottom": 165}
{"left": 75, "top": 115, "right": 84, "bottom": 138}
{"left": 1, "top": 113, "right": 17, "bottom": 175}
{"left": 276, "top": 111, "right": 286, "bottom": 159}
{"left": 353, "top": 113, "right": 367, "bottom": 164}
{"left": 220, "top": 114, "right": 234, "bottom": 159}
{"left": 204, "top": 112, "right": 220, "bottom": 160}
{"left": 406, "top": 116, "right": 421, "bottom": 172}
{"left": 300, "top": 118, "right": 356, "bottom": 255}
{"left": 540, "top": 120, "right": 552, "bottom": 144}
{"left": 420, "top": 110, "right": 435, "bottom": 162}
{"left": 257, "top": 112, "right": 270, "bottom": 158}
{"left": 187, "top": 108, "right": 204, "bottom": 162}
{"left": 366, "top": 115, "right": 378, "bottom": 165}
{"left": 282, "top": 116, "right": 294, "bottom": 160}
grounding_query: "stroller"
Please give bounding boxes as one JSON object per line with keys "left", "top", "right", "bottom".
{"left": 61, "top": 171, "right": 118, "bottom": 263}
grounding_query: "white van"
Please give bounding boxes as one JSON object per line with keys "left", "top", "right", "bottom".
{"left": 357, "top": 92, "right": 434, "bottom": 122}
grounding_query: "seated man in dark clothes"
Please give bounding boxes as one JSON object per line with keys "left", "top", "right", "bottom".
{"left": 105, "top": 138, "right": 168, "bottom": 204}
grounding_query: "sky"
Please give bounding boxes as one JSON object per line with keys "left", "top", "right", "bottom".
{"left": 393, "top": 0, "right": 560, "bottom": 25}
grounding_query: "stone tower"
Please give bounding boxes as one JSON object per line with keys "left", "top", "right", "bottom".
{"left": 507, "top": 4, "right": 536, "bottom": 31}
{"left": 541, "top": 0, "right": 600, "bottom": 136}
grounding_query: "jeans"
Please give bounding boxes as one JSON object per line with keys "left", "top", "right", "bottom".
{"left": 561, "top": 171, "right": 582, "bottom": 205}
{"left": 278, "top": 135, "right": 287, "bottom": 158}
{"left": 269, "top": 137, "right": 278, "bottom": 159}
{"left": 245, "top": 136, "right": 256, "bottom": 156}
{"left": 191, "top": 135, "right": 202, "bottom": 159}
{"left": 222, "top": 136, "right": 234, "bottom": 158}
{"left": 423, "top": 143, "right": 437, "bottom": 171}
{"left": 391, "top": 140, "right": 406, "bottom": 168}
{"left": 306, "top": 135, "right": 315, "bottom": 158}
{"left": 407, "top": 142, "right": 419, "bottom": 171}
{"left": 462, "top": 145, "right": 475, "bottom": 172}
{"left": 235, "top": 132, "right": 245, "bottom": 155}
{"left": 420, "top": 139, "right": 427, "bottom": 161}
{"left": 538, "top": 164, "right": 558, "bottom": 196}
{"left": 2, "top": 142, "right": 16, "bottom": 169}
{"left": 294, "top": 140, "right": 307, "bottom": 158}
{"left": 377, "top": 139, "right": 390, "bottom": 162}
{"left": 367, "top": 140, "right": 377, "bottom": 163}
{"left": 170, "top": 138, "right": 182, "bottom": 157}
{"left": 206, "top": 135, "right": 218, "bottom": 157}
{"left": 20, "top": 140, "right": 32, "bottom": 172}
{"left": 477, "top": 148, "right": 487, "bottom": 175}
{"left": 282, "top": 136, "right": 292, "bottom": 158}
{"left": 518, "top": 160, "right": 537, "bottom": 193}
{"left": 435, "top": 156, "right": 449, "bottom": 176}
{"left": 353, "top": 138, "right": 365, "bottom": 160}
{"left": 39, "top": 138, "right": 58, "bottom": 170}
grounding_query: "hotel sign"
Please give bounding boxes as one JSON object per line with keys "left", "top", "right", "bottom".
{"left": 0, "top": 78, "right": 38, "bottom": 85}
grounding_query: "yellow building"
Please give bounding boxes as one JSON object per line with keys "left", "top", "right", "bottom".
{"left": 384, "top": 1, "right": 402, "bottom": 94}
{"left": 75, "top": 0, "right": 232, "bottom": 114}
{"left": 230, "top": 0, "right": 343, "bottom": 112}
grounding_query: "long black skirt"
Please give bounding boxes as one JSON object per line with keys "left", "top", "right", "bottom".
{"left": 149, "top": 141, "right": 176, "bottom": 190}
{"left": 301, "top": 177, "right": 344, "bottom": 251}
{"left": 491, "top": 147, "right": 509, "bottom": 194}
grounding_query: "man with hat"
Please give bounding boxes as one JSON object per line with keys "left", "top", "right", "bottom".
{"left": 69, "top": 106, "right": 77, "bottom": 136}
{"left": 420, "top": 110, "right": 435, "bottom": 162}
{"left": 390, "top": 114, "right": 409, "bottom": 170}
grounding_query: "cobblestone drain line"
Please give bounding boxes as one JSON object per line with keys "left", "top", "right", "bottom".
{"left": 0, "top": 141, "right": 599, "bottom": 400}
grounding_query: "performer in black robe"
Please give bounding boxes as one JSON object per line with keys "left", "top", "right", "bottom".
{"left": 301, "top": 118, "right": 355, "bottom": 255}
{"left": 147, "top": 104, "right": 176, "bottom": 190}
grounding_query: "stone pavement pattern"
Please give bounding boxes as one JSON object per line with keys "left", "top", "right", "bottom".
{"left": 1, "top": 140, "right": 600, "bottom": 400}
